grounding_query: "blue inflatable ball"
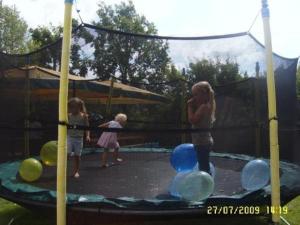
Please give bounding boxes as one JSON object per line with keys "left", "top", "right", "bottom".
{"left": 193, "top": 162, "right": 216, "bottom": 178}
{"left": 168, "top": 171, "right": 190, "bottom": 198}
{"left": 178, "top": 171, "right": 214, "bottom": 201}
{"left": 170, "top": 144, "right": 197, "bottom": 172}
{"left": 241, "top": 159, "right": 270, "bottom": 191}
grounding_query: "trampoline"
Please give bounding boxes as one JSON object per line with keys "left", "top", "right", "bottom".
{"left": 1, "top": 3, "right": 300, "bottom": 224}
{"left": 0, "top": 147, "right": 300, "bottom": 217}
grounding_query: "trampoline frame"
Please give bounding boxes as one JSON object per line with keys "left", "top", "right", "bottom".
{"left": 1, "top": 150, "right": 299, "bottom": 218}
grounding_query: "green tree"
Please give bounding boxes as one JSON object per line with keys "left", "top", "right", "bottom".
{"left": 0, "top": 4, "right": 28, "bottom": 54}
{"left": 89, "top": 1, "right": 170, "bottom": 91}
{"left": 28, "top": 24, "right": 62, "bottom": 69}
{"left": 29, "top": 25, "right": 62, "bottom": 49}
{"left": 166, "top": 64, "right": 183, "bottom": 81}
{"left": 27, "top": 19, "right": 89, "bottom": 74}
{"left": 164, "top": 66, "right": 187, "bottom": 123}
{"left": 187, "top": 59, "right": 217, "bottom": 86}
{"left": 186, "top": 58, "right": 242, "bottom": 86}
{"left": 216, "top": 58, "right": 242, "bottom": 85}
{"left": 69, "top": 19, "right": 93, "bottom": 76}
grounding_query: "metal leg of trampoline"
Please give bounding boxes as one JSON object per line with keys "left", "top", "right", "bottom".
{"left": 266, "top": 215, "right": 291, "bottom": 225}
{"left": 280, "top": 216, "right": 291, "bottom": 225}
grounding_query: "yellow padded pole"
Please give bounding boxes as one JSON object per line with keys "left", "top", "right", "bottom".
{"left": 57, "top": 1, "right": 73, "bottom": 225}
{"left": 261, "top": 0, "right": 281, "bottom": 223}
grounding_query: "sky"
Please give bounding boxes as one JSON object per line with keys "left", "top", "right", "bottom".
{"left": 3, "top": 0, "right": 300, "bottom": 59}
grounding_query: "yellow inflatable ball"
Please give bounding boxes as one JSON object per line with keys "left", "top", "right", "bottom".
{"left": 40, "top": 141, "right": 58, "bottom": 166}
{"left": 19, "top": 158, "right": 43, "bottom": 182}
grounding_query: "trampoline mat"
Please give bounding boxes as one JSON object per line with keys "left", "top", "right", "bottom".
{"left": 26, "top": 152, "right": 246, "bottom": 199}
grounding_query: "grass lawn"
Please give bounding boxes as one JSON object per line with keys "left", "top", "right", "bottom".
{"left": 0, "top": 198, "right": 54, "bottom": 225}
{"left": 281, "top": 195, "right": 300, "bottom": 225}
{"left": 1, "top": 196, "right": 299, "bottom": 225}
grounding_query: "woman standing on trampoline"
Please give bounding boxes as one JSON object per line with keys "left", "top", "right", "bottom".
{"left": 68, "top": 97, "right": 90, "bottom": 178}
{"left": 188, "top": 81, "right": 216, "bottom": 174}
{"left": 97, "top": 113, "right": 127, "bottom": 168}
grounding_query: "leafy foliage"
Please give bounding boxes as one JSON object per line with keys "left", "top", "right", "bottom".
{"left": 187, "top": 58, "right": 242, "bottom": 87}
{"left": 28, "top": 25, "right": 62, "bottom": 69}
{"left": 0, "top": 4, "right": 28, "bottom": 54}
{"left": 27, "top": 19, "right": 89, "bottom": 74}
{"left": 87, "top": 1, "right": 170, "bottom": 90}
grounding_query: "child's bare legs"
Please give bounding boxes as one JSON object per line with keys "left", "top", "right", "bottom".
{"left": 73, "top": 155, "right": 80, "bottom": 177}
{"left": 68, "top": 137, "right": 82, "bottom": 178}
{"left": 101, "top": 148, "right": 109, "bottom": 167}
{"left": 67, "top": 153, "right": 80, "bottom": 178}
{"left": 67, "top": 138, "right": 77, "bottom": 178}
{"left": 113, "top": 147, "right": 123, "bottom": 163}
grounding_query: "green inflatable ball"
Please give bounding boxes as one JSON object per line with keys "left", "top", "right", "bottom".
{"left": 19, "top": 158, "right": 43, "bottom": 182}
{"left": 40, "top": 140, "right": 58, "bottom": 166}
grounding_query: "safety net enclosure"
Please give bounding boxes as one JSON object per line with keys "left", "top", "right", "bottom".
{"left": 0, "top": 64, "right": 168, "bottom": 158}
{"left": 0, "top": 23, "right": 300, "bottom": 216}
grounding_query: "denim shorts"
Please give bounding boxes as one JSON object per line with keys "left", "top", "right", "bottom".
{"left": 67, "top": 136, "right": 83, "bottom": 156}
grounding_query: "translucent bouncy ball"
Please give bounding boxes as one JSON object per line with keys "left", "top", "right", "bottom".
{"left": 19, "top": 158, "right": 43, "bottom": 182}
{"left": 169, "top": 171, "right": 190, "bottom": 197}
{"left": 241, "top": 159, "right": 270, "bottom": 191}
{"left": 170, "top": 144, "right": 197, "bottom": 172}
{"left": 40, "top": 141, "right": 58, "bottom": 166}
{"left": 178, "top": 171, "right": 214, "bottom": 201}
{"left": 193, "top": 162, "right": 216, "bottom": 178}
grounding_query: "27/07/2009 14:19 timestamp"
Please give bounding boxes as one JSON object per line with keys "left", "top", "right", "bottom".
{"left": 207, "top": 206, "right": 288, "bottom": 215}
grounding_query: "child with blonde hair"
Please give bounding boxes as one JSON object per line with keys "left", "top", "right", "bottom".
{"left": 187, "top": 81, "right": 216, "bottom": 174}
{"left": 97, "top": 113, "right": 127, "bottom": 167}
{"left": 68, "top": 97, "right": 90, "bottom": 178}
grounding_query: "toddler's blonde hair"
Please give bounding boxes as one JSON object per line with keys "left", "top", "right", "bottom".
{"left": 115, "top": 113, "right": 127, "bottom": 123}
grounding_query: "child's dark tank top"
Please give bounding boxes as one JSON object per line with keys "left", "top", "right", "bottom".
{"left": 191, "top": 113, "right": 213, "bottom": 146}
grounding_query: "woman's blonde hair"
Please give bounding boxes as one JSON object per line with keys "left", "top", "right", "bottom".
{"left": 115, "top": 113, "right": 127, "bottom": 123}
{"left": 192, "top": 81, "right": 216, "bottom": 122}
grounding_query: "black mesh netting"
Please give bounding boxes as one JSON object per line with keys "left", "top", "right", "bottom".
{"left": 0, "top": 23, "right": 300, "bottom": 213}
{"left": 0, "top": 24, "right": 298, "bottom": 162}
